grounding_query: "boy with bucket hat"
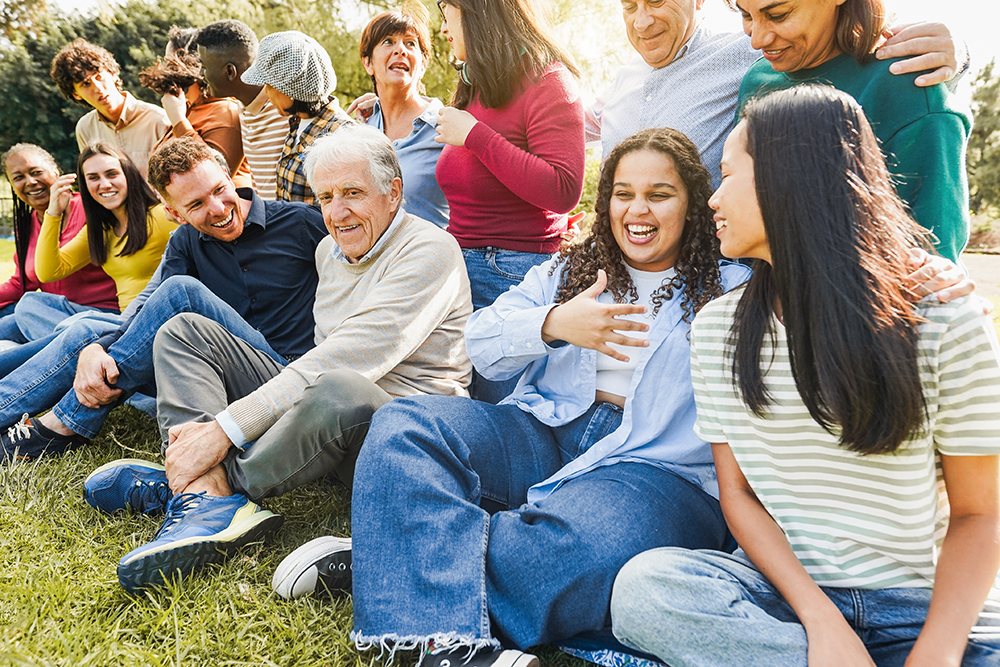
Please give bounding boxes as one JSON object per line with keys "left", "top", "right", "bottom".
{"left": 242, "top": 30, "right": 353, "bottom": 204}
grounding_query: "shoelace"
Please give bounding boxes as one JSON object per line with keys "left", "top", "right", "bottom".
{"left": 153, "top": 492, "right": 206, "bottom": 538}
{"left": 127, "top": 478, "right": 172, "bottom": 515}
{"left": 5, "top": 414, "right": 31, "bottom": 443}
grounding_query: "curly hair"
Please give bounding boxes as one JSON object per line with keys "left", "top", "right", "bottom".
{"left": 148, "top": 136, "right": 229, "bottom": 197}
{"left": 50, "top": 39, "right": 122, "bottom": 106}
{"left": 138, "top": 50, "right": 204, "bottom": 97}
{"left": 550, "top": 128, "right": 722, "bottom": 325}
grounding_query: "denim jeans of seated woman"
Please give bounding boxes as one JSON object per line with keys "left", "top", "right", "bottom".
{"left": 611, "top": 548, "right": 1000, "bottom": 667}
{"left": 461, "top": 248, "right": 551, "bottom": 405}
{"left": 351, "top": 395, "right": 732, "bottom": 655}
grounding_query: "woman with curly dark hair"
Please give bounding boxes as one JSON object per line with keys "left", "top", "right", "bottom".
{"left": 139, "top": 50, "right": 251, "bottom": 187}
{"left": 273, "top": 127, "right": 750, "bottom": 667}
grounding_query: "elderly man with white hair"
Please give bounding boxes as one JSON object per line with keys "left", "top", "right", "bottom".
{"left": 103, "top": 124, "right": 472, "bottom": 594}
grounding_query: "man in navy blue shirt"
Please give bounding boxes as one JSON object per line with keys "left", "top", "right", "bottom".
{"left": 0, "top": 137, "right": 326, "bottom": 461}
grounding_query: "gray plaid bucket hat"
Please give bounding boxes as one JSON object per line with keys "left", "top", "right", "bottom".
{"left": 241, "top": 31, "right": 336, "bottom": 102}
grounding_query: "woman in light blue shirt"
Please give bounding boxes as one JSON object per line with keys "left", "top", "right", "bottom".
{"left": 349, "top": 5, "right": 449, "bottom": 228}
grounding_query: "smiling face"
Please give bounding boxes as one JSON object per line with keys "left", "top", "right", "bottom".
{"left": 82, "top": 153, "right": 129, "bottom": 214}
{"left": 622, "top": 0, "right": 704, "bottom": 68}
{"left": 5, "top": 151, "right": 58, "bottom": 214}
{"left": 735, "top": 0, "right": 846, "bottom": 71}
{"left": 72, "top": 69, "right": 127, "bottom": 122}
{"left": 313, "top": 159, "right": 402, "bottom": 263}
{"left": 609, "top": 148, "right": 690, "bottom": 273}
{"left": 440, "top": 2, "right": 467, "bottom": 61}
{"left": 710, "top": 122, "right": 770, "bottom": 263}
{"left": 363, "top": 29, "right": 427, "bottom": 94}
{"left": 161, "top": 159, "right": 245, "bottom": 242}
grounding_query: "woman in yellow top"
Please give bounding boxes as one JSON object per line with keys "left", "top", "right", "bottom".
{"left": 37, "top": 143, "right": 175, "bottom": 311}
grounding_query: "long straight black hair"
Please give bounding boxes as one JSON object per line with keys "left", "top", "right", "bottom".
{"left": 731, "top": 85, "right": 927, "bottom": 455}
{"left": 78, "top": 143, "right": 159, "bottom": 265}
{"left": 2, "top": 144, "right": 60, "bottom": 289}
{"left": 441, "top": 0, "right": 579, "bottom": 110}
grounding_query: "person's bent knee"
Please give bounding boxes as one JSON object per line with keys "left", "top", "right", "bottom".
{"left": 611, "top": 548, "right": 689, "bottom": 646}
{"left": 152, "top": 312, "right": 218, "bottom": 360}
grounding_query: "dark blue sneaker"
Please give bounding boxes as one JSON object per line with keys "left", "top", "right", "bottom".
{"left": 117, "top": 492, "right": 283, "bottom": 594}
{"left": 1, "top": 414, "right": 87, "bottom": 463}
{"left": 84, "top": 459, "right": 172, "bottom": 515}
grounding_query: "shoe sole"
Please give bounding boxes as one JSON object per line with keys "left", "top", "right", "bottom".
{"left": 83, "top": 459, "right": 168, "bottom": 514}
{"left": 118, "top": 510, "right": 283, "bottom": 594}
{"left": 272, "top": 536, "right": 352, "bottom": 600}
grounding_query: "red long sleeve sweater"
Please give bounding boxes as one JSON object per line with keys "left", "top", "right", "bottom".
{"left": 437, "top": 62, "right": 585, "bottom": 254}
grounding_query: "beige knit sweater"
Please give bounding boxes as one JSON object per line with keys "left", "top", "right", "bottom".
{"left": 227, "top": 212, "right": 473, "bottom": 443}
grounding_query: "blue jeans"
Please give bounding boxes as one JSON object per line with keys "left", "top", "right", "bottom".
{"left": 53, "top": 276, "right": 283, "bottom": 438}
{"left": 462, "top": 248, "right": 550, "bottom": 405}
{"left": 15, "top": 291, "right": 118, "bottom": 341}
{"left": 611, "top": 548, "right": 1000, "bottom": 667}
{"left": 0, "top": 276, "right": 281, "bottom": 437}
{"left": 351, "top": 396, "right": 730, "bottom": 654}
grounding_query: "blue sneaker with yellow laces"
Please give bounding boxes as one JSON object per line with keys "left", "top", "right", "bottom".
{"left": 117, "top": 492, "right": 282, "bottom": 594}
{"left": 83, "top": 459, "right": 172, "bottom": 515}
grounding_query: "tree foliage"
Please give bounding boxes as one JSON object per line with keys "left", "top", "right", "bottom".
{"left": 0, "top": 0, "right": 627, "bottom": 176}
{"left": 968, "top": 59, "right": 1000, "bottom": 215}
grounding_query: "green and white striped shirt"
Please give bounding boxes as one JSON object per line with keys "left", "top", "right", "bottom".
{"left": 691, "top": 290, "right": 1000, "bottom": 589}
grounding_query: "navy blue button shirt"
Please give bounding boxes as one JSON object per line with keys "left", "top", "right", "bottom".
{"left": 99, "top": 189, "right": 327, "bottom": 359}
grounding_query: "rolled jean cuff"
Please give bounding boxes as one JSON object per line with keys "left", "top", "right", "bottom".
{"left": 351, "top": 630, "right": 501, "bottom": 666}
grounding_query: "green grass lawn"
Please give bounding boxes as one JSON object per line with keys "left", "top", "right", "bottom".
{"left": 0, "top": 242, "right": 998, "bottom": 665}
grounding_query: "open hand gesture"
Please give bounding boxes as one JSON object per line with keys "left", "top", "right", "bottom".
{"left": 541, "top": 269, "right": 649, "bottom": 362}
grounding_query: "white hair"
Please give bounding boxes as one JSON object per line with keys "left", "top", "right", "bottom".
{"left": 304, "top": 124, "right": 402, "bottom": 195}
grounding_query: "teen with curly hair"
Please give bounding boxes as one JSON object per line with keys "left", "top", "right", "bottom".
{"left": 50, "top": 39, "right": 169, "bottom": 180}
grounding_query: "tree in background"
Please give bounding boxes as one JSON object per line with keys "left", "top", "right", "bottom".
{"left": 968, "top": 59, "right": 1000, "bottom": 217}
{"left": 0, "top": 0, "right": 626, "bottom": 185}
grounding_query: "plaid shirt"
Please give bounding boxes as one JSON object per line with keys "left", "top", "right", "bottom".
{"left": 276, "top": 97, "right": 354, "bottom": 204}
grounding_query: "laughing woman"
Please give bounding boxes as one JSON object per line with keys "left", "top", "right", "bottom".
{"left": 0, "top": 144, "right": 118, "bottom": 343}
{"left": 611, "top": 86, "right": 1000, "bottom": 667}
{"left": 36, "top": 143, "right": 175, "bottom": 313}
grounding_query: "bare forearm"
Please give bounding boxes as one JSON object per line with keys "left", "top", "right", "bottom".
{"left": 906, "top": 514, "right": 1000, "bottom": 666}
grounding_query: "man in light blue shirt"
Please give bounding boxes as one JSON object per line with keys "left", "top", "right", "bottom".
{"left": 591, "top": 1, "right": 963, "bottom": 187}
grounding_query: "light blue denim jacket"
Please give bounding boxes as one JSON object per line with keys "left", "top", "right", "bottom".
{"left": 368, "top": 98, "right": 449, "bottom": 229}
{"left": 466, "top": 257, "right": 751, "bottom": 503}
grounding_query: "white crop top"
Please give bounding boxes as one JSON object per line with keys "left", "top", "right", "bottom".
{"left": 595, "top": 265, "right": 674, "bottom": 398}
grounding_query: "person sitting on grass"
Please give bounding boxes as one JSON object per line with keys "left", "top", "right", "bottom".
{"left": 0, "top": 143, "right": 118, "bottom": 345}
{"left": 86, "top": 125, "right": 472, "bottom": 595}
{"left": 611, "top": 85, "right": 1000, "bottom": 667}
{"left": 0, "top": 137, "right": 326, "bottom": 462}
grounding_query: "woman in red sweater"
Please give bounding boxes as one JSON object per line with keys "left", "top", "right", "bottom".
{"left": 0, "top": 144, "right": 118, "bottom": 344}
{"left": 435, "top": 0, "right": 586, "bottom": 402}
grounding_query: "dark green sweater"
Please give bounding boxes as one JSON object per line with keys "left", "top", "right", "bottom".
{"left": 737, "top": 53, "right": 971, "bottom": 262}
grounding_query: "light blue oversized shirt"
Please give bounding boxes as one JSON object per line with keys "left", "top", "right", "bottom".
{"left": 368, "top": 98, "right": 449, "bottom": 229}
{"left": 465, "top": 257, "right": 752, "bottom": 503}
{"left": 593, "top": 24, "right": 758, "bottom": 187}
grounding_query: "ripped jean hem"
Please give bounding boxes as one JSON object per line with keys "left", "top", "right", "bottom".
{"left": 351, "top": 630, "right": 502, "bottom": 665}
